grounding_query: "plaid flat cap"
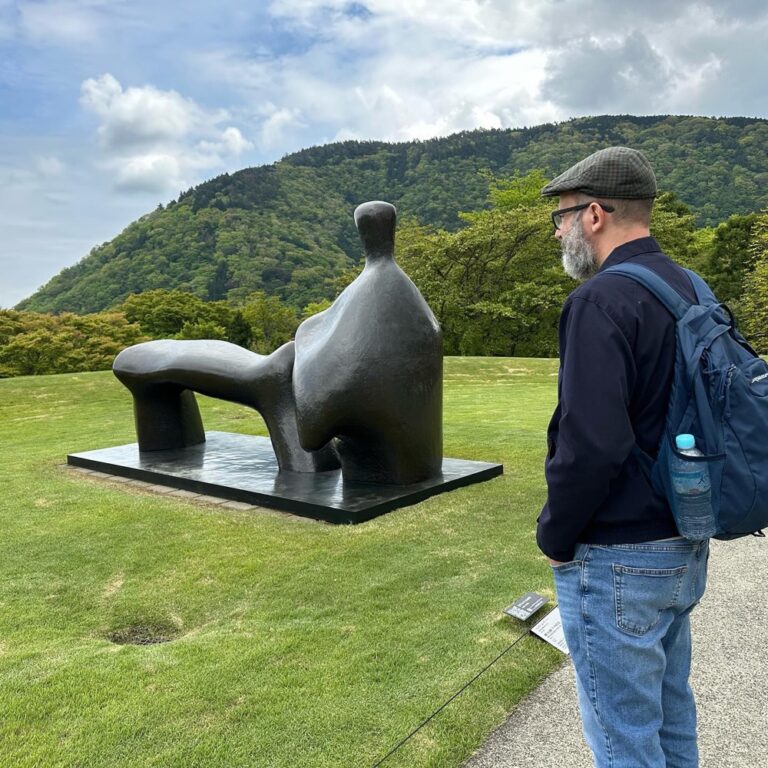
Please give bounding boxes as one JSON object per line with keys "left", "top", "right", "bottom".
{"left": 541, "top": 146, "right": 657, "bottom": 199}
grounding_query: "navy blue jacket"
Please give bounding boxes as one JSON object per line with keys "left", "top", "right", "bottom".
{"left": 537, "top": 236, "right": 697, "bottom": 562}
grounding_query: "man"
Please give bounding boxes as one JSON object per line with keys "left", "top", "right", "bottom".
{"left": 538, "top": 147, "right": 709, "bottom": 768}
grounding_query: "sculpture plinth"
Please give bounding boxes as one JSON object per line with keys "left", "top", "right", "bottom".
{"left": 68, "top": 433, "right": 502, "bottom": 525}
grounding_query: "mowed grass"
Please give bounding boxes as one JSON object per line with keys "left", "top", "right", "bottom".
{"left": 0, "top": 357, "right": 562, "bottom": 768}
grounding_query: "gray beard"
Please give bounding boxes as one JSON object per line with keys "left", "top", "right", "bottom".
{"left": 561, "top": 219, "right": 599, "bottom": 281}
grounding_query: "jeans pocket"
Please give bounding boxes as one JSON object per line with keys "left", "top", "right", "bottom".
{"left": 613, "top": 564, "right": 688, "bottom": 636}
{"left": 550, "top": 543, "right": 589, "bottom": 572}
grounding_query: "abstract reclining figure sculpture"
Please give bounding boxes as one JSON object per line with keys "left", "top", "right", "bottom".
{"left": 112, "top": 338, "right": 340, "bottom": 472}
{"left": 113, "top": 201, "right": 443, "bottom": 486}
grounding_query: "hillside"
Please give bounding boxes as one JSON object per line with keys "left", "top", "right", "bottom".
{"left": 19, "top": 114, "right": 768, "bottom": 314}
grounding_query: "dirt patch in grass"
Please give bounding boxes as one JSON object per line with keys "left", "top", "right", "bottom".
{"left": 105, "top": 619, "right": 182, "bottom": 646}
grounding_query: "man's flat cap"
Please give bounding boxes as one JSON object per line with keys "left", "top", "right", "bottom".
{"left": 541, "top": 146, "right": 657, "bottom": 199}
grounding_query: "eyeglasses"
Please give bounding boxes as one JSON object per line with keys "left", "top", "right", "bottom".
{"left": 551, "top": 202, "right": 615, "bottom": 230}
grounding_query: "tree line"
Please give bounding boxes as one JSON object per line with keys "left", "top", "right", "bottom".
{"left": 2, "top": 170, "right": 766, "bottom": 377}
{"left": 0, "top": 292, "right": 331, "bottom": 378}
{"left": 396, "top": 171, "right": 767, "bottom": 357}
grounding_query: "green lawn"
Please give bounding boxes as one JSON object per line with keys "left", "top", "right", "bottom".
{"left": 0, "top": 357, "right": 563, "bottom": 768}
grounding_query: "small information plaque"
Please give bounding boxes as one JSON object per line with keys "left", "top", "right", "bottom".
{"left": 531, "top": 607, "right": 569, "bottom": 655}
{"left": 504, "top": 592, "right": 548, "bottom": 621}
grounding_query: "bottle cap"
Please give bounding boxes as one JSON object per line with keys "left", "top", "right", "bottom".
{"left": 675, "top": 434, "right": 695, "bottom": 450}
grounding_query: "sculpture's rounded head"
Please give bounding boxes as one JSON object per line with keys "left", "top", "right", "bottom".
{"left": 354, "top": 201, "right": 396, "bottom": 259}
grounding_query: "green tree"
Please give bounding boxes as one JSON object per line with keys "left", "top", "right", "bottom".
{"left": 740, "top": 213, "right": 768, "bottom": 353}
{"left": 705, "top": 213, "right": 758, "bottom": 305}
{"left": 0, "top": 310, "right": 145, "bottom": 377}
{"left": 207, "top": 259, "right": 231, "bottom": 301}
{"left": 240, "top": 292, "right": 299, "bottom": 354}
{"left": 397, "top": 172, "right": 571, "bottom": 357}
{"left": 226, "top": 310, "right": 253, "bottom": 348}
{"left": 301, "top": 299, "right": 333, "bottom": 319}
{"left": 122, "top": 290, "right": 211, "bottom": 337}
{"left": 121, "top": 290, "right": 234, "bottom": 338}
{"left": 0, "top": 328, "right": 66, "bottom": 376}
{"left": 650, "top": 193, "right": 704, "bottom": 274}
{"left": 177, "top": 320, "right": 228, "bottom": 340}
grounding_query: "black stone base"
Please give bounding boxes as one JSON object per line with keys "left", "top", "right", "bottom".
{"left": 67, "top": 431, "right": 503, "bottom": 524}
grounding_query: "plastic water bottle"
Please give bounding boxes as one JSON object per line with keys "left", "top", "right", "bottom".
{"left": 670, "top": 434, "right": 715, "bottom": 540}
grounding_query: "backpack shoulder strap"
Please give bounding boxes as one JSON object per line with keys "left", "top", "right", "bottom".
{"left": 601, "top": 263, "right": 691, "bottom": 320}
{"left": 682, "top": 268, "right": 718, "bottom": 304}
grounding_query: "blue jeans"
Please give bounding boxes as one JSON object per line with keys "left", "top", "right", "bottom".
{"left": 552, "top": 539, "right": 709, "bottom": 768}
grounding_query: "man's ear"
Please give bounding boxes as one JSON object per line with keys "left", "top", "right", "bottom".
{"left": 588, "top": 203, "right": 605, "bottom": 233}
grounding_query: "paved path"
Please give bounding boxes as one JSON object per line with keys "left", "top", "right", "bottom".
{"left": 464, "top": 536, "right": 768, "bottom": 768}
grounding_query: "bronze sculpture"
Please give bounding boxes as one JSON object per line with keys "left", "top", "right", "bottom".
{"left": 112, "top": 201, "right": 443, "bottom": 486}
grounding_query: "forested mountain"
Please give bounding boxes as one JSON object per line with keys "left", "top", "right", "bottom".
{"left": 19, "top": 114, "right": 768, "bottom": 314}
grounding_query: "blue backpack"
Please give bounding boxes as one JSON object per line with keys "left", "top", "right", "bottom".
{"left": 603, "top": 263, "right": 768, "bottom": 540}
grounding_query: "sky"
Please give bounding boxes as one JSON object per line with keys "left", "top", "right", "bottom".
{"left": 2, "top": 0, "right": 768, "bottom": 308}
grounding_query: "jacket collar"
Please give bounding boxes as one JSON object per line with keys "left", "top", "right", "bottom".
{"left": 597, "top": 236, "right": 663, "bottom": 273}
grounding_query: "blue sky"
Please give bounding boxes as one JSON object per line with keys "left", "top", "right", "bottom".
{"left": 2, "top": 0, "right": 768, "bottom": 308}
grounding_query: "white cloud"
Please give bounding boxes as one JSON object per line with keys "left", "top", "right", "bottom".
{"left": 541, "top": 32, "right": 671, "bottom": 113}
{"left": 268, "top": 0, "right": 536, "bottom": 48}
{"left": 114, "top": 153, "right": 182, "bottom": 193}
{"left": 80, "top": 73, "right": 205, "bottom": 149}
{"left": 218, "top": 126, "right": 253, "bottom": 154}
{"left": 197, "top": 126, "right": 254, "bottom": 157}
{"left": 19, "top": 0, "right": 105, "bottom": 44}
{"left": 80, "top": 74, "right": 255, "bottom": 193}
{"left": 205, "top": 37, "right": 553, "bottom": 155}
{"left": 665, "top": 56, "right": 723, "bottom": 114}
{"left": 259, "top": 105, "right": 305, "bottom": 149}
{"left": 191, "top": 0, "right": 768, "bottom": 158}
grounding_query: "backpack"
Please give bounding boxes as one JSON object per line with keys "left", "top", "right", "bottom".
{"left": 602, "top": 263, "right": 768, "bottom": 540}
